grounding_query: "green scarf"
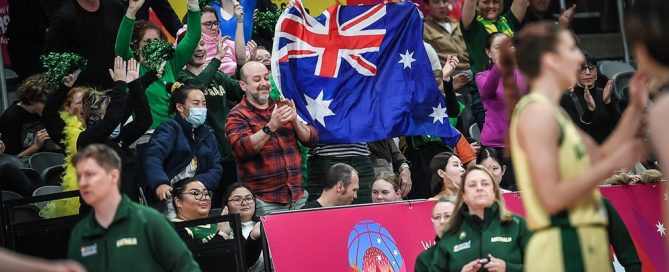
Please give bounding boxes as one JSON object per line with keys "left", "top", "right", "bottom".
{"left": 476, "top": 14, "right": 514, "bottom": 36}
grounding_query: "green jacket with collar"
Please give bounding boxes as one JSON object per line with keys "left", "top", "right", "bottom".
{"left": 67, "top": 195, "right": 200, "bottom": 272}
{"left": 430, "top": 203, "right": 530, "bottom": 272}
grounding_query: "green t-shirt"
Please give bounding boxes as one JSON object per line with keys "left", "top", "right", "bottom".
{"left": 462, "top": 11, "right": 519, "bottom": 76}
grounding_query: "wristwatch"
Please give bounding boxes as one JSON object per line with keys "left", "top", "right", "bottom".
{"left": 262, "top": 125, "right": 275, "bottom": 135}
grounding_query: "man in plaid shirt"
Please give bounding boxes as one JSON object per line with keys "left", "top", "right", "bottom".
{"left": 225, "top": 61, "right": 319, "bottom": 216}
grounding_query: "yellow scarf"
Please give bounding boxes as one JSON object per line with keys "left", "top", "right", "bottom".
{"left": 476, "top": 14, "right": 514, "bottom": 37}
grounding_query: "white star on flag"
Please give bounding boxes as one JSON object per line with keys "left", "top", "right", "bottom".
{"left": 398, "top": 50, "right": 416, "bottom": 69}
{"left": 429, "top": 103, "right": 448, "bottom": 124}
{"left": 657, "top": 221, "right": 666, "bottom": 236}
{"left": 304, "top": 90, "right": 335, "bottom": 127}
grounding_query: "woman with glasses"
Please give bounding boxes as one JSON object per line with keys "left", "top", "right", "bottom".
{"left": 172, "top": 177, "right": 218, "bottom": 243}
{"left": 414, "top": 196, "right": 457, "bottom": 272}
{"left": 431, "top": 166, "right": 530, "bottom": 272}
{"left": 221, "top": 182, "right": 264, "bottom": 272}
{"left": 560, "top": 52, "right": 622, "bottom": 144}
{"left": 143, "top": 83, "right": 222, "bottom": 219}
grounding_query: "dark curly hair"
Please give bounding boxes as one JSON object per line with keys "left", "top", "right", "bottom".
{"left": 17, "top": 74, "right": 49, "bottom": 105}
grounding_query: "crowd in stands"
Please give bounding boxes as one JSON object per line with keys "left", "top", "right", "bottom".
{"left": 0, "top": 0, "right": 666, "bottom": 271}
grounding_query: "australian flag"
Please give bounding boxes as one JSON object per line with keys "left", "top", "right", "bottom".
{"left": 271, "top": 0, "right": 461, "bottom": 146}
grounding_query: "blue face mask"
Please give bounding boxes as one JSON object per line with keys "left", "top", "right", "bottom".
{"left": 186, "top": 107, "right": 207, "bottom": 127}
{"left": 109, "top": 124, "right": 121, "bottom": 139}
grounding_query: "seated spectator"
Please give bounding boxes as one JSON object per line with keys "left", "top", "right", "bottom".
{"left": 429, "top": 152, "right": 465, "bottom": 200}
{"left": 476, "top": 147, "right": 507, "bottom": 188}
{"left": 476, "top": 32, "right": 526, "bottom": 190}
{"left": 67, "top": 144, "right": 199, "bottom": 271}
{"left": 178, "top": 30, "right": 245, "bottom": 206}
{"left": 221, "top": 183, "right": 264, "bottom": 271}
{"left": 62, "top": 87, "right": 87, "bottom": 120}
{"left": 302, "top": 163, "right": 359, "bottom": 209}
{"left": 371, "top": 172, "right": 402, "bottom": 203}
{"left": 143, "top": 83, "right": 222, "bottom": 218}
{"left": 0, "top": 74, "right": 59, "bottom": 157}
{"left": 116, "top": 0, "right": 201, "bottom": 129}
{"left": 367, "top": 138, "right": 411, "bottom": 197}
{"left": 172, "top": 177, "right": 218, "bottom": 243}
{"left": 431, "top": 166, "right": 530, "bottom": 271}
{"left": 560, "top": 52, "right": 622, "bottom": 144}
{"left": 225, "top": 61, "right": 318, "bottom": 216}
{"left": 414, "top": 196, "right": 457, "bottom": 272}
{"left": 520, "top": 0, "right": 575, "bottom": 29}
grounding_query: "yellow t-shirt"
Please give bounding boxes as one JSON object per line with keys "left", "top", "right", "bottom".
{"left": 509, "top": 92, "right": 607, "bottom": 231}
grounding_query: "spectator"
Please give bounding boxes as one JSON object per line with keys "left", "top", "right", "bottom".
{"left": 505, "top": 22, "right": 645, "bottom": 271}
{"left": 143, "top": 83, "right": 222, "bottom": 218}
{"left": 423, "top": 0, "right": 471, "bottom": 71}
{"left": 40, "top": 58, "right": 153, "bottom": 218}
{"left": 44, "top": 0, "right": 126, "bottom": 89}
{"left": 520, "top": 0, "right": 575, "bottom": 29}
{"left": 63, "top": 87, "right": 87, "bottom": 120}
{"left": 182, "top": 5, "right": 247, "bottom": 77}
{"left": 475, "top": 32, "right": 526, "bottom": 190}
{"left": 560, "top": 52, "right": 621, "bottom": 144}
{"left": 429, "top": 152, "right": 465, "bottom": 200}
{"left": 67, "top": 144, "right": 200, "bottom": 271}
{"left": 371, "top": 172, "right": 402, "bottom": 203}
{"left": 178, "top": 34, "right": 244, "bottom": 207}
{"left": 171, "top": 177, "right": 219, "bottom": 243}
{"left": 254, "top": 46, "right": 272, "bottom": 70}
{"left": 6, "top": 0, "right": 66, "bottom": 80}
{"left": 367, "top": 138, "right": 412, "bottom": 197}
{"left": 220, "top": 183, "right": 264, "bottom": 271}
{"left": 125, "top": 0, "right": 183, "bottom": 37}
{"left": 0, "top": 74, "right": 59, "bottom": 157}
{"left": 225, "top": 61, "right": 318, "bottom": 216}
{"left": 0, "top": 163, "right": 38, "bottom": 198}
{"left": 302, "top": 163, "right": 359, "bottom": 209}
{"left": 116, "top": 0, "right": 201, "bottom": 129}
{"left": 210, "top": 0, "right": 257, "bottom": 42}
{"left": 430, "top": 166, "right": 530, "bottom": 271}
{"left": 414, "top": 196, "right": 457, "bottom": 272}
{"left": 476, "top": 147, "right": 507, "bottom": 188}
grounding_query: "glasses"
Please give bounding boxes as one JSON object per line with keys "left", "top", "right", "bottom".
{"left": 580, "top": 64, "right": 596, "bottom": 73}
{"left": 183, "top": 190, "right": 213, "bottom": 201}
{"left": 202, "top": 21, "right": 220, "bottom": 29}
{"left": 228, "top": 195, "right": 255, "bottom": 206}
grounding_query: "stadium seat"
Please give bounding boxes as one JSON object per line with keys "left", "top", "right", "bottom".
{"left": 41, "top": 165, "right": 64, "bottom": 186}
{"left": 32, "top": 185, "right": 64, "bottom": 210}
{"left": 28, "top": 152, "right": 64, "bottom": 177}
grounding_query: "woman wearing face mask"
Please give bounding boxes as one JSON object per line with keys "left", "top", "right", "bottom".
{"left": 41, "top": 57, "right": 152, "bottom": 216}
{"left": 431, "top": 166, "right": 530, "bottom": 272}
{"left": 414, "top": 196, "right": 457, "bottom": 272}
{"left": 560, "top": 52, "right": 621, "bottom": 144}
{"left": 143, "top": 83, "right": 222, "bottom": 218}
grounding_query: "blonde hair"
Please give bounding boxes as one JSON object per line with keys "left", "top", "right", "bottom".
{"left": 443, "top": 165, "right": 513, "bottom": 235}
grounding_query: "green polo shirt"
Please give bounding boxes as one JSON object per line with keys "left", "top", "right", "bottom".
{"left": 430, "top": 203, "right": 530, "bottom": 272}
{"left": 67, "top": 195, "right": 200, "bottom": 272}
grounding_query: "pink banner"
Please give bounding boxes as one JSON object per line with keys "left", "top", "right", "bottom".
{"left": 503, "top": 184, "right": 668, "bottom": 272}
{"left": 0, "top": 0, "right": 8, "bottom": 66}
{"left": 262, "top": 201, "right": 435, "bottom": 272}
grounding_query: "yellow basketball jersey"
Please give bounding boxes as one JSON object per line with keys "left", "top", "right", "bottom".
{"left": 509, "top": 92, "right": 608, "bottom": 230}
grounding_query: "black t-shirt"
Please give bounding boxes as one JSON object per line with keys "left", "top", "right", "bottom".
{"left": 0, "top": 102, "right": 44, "bottom": 155}
{"left": 301, "top": 200, "right": 323, "bottom": 209}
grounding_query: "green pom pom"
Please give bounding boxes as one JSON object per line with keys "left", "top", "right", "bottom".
{"left": 254, "top": 10, "right": 282, "bottom": 36}
{"left": 40, "top": 52, "right": 87, "bottom": 87}
{"left": 198, "top": 0, "right": 216, "bottom": 11}
{"left": 139, "top": 40, "right": 175, "bottom": 72}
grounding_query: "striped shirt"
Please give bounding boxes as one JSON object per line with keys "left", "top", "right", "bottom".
{"left": 309, "top": 143, "right": 370, "bottom": 157}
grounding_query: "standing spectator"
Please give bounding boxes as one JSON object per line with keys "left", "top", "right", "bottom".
{"left": 210, "top": 0, "right": 256, "bottom": 42}
{"left": 67, "top": 144, "right": 200, "bottom": 271}
{"left": 178, "top": 36, "right": 244, "bottom": 207}
{"left": 6, "top": 0, "right": 66, "bottom": 80}
{"left": 520, "top": 0, "right": 575, "bottom": 29}
{"left": 0, "top": 74, "right": 59, "bottom": 157}
{"left": 116, "top": 0, "right": 201, "bottom": 129}
{"left": 423, "top": 0, "right": 471, "bottom": 71}
{"left": 124, "top": 0, "right": 183, "bottom": 37}
{"left": 414, "top": 196, "right": 457, "bottom": 272}
{"left": 225, "top": 61, "right": 318, "bottom": 216}
{"left": 143, "top": 83, "right": 222, "bottom": 218}
{"left": 560, "top": 53, "right": 621, "bottom": 144}
{"left": 475, "top": 32, "right": 526, "bottom": 190}
{"left": 44, "top": 0, "right": 126, "bottom": 89}
{"left": 302, "top": 163, "right": 359, "bottom": 209}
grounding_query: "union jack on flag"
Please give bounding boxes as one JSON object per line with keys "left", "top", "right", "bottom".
{"left": 272, "top": 0, "right": 461, "bottom": 145}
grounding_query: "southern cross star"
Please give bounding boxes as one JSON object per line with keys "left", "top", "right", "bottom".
{"left": 304, "top": 90, "right": 335, "bottom": 127}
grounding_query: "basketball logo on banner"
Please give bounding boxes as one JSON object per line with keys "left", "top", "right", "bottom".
{"left": 347, "top": 220, "right": 406, "bottom": 272}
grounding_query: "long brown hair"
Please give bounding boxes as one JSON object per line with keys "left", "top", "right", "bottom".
{"left": 443, "top": 165, "right": 513, "bottom": 236}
